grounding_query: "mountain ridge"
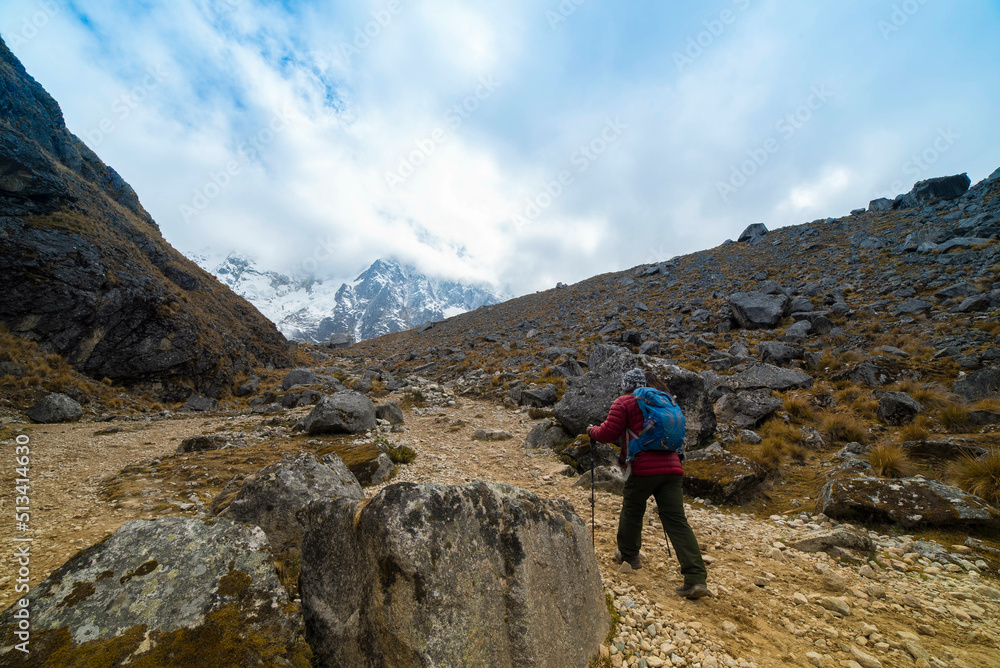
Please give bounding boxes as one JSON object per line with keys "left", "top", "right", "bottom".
{"left": 186, "top": 251, "right": 509, "bottom": 343}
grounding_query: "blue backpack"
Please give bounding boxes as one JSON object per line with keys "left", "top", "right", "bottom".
{"left": 626, "top": 387, "right": 686, "bottom": 462}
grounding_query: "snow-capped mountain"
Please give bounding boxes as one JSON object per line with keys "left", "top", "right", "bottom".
{"left": 186, "top": 251, "right": 508, "bottom": 343}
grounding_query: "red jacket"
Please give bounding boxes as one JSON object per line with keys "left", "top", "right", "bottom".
{"left": 588, "top": 394, "right": 684, "bottom": 476}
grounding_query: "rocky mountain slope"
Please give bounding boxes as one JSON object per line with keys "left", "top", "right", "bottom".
{"left": 187, "top": 252, "right": 508, "bottom": 343}
{"left": 0, "top": 37, "right": 290, "bottom": 401}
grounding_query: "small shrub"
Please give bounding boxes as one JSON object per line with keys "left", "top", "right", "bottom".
{"left": 401, "top": 389, "right": 426, "bottom": 407}
{"left": 940, "top": 404, "right": 970, "bottom": 432}
{"left": 823, "top": 414, "right": 868, "bottom": 444}
{"left": 528, "top": 407, "right": 554, "bottom": 420}
{"left": 868, "top": 444, "right": 915, "bottom": 478}
{"left": 387, "top": 444, "right": 417, "bottom": 465}
{"left": 948, "top": 451, "right": 1000, "bottom": 505}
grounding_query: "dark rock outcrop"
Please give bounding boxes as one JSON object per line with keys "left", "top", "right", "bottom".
{"left": 820, "top": 476, "right": 1000, "bottom": 530}
{"left": 0, "top": 517, "right": 310, "bottom": 666}
{"left": 0, "top": 37, "right": 289, "bottom": 399}
{"left": 953, "top": 366, "right": 1000, "bottom": 400}
{"left": 726, "top": 362, "right": 814, "bottom": 391}
{"left": 375, "top": 401, "right": 405, "bottom": 425}
{"left": 298, "top": 481, "right": 608, "bottom": 668}
{"left": 525, "top": 419, "right": 571, "bottom": 450}
{"left": 554, "top": 344, "right": 636, "bottom": 435}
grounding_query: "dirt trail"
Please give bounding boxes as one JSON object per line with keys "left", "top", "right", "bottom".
{"left": 2, "top": 395, "right": 999, "bottom": 667}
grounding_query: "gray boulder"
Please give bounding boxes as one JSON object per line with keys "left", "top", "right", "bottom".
{"left": 0, "top": 517, "right": 310, "bottom": 666}
{"left": 181, "top": 394, "right": 216, "bottom": 412}
{"left": 25, "top": 393, "right": 82, "bottom": 423}
{"left": 642, "top": 359, "right": 718, "bottom": 449}
{"left": 953, "top": 366, "right": 1000, "bottom": 400}
{"left": 304, "top": 391, "right": 376, "bottom": 435}
{"left": 789, "top": 527, "right": 875, "bottom": 559}
{"left": 638, "top": 340, "right": 661, "bottom": 356}
{"left": 759, "top": 342, "right": 804, "bottom": 366}
{"left": 216, "top": 452, "right": 364, "bottom": 557}
{"left": 176, "top": 433, "right": 244, "bottom": 454}
{"left": 820, "top": 477, "right": 1000, "bottom": 530}
{"left": 554, "top": 344, "right": 636, "bottom": 435}
{"left": 868, "top": 197, "right": 894, "bottom": 212}
{"left": 935, "top": 282, "right": 978, "bottom": 300}
{"left": 783, "top": 319, "right": 812, "bottom": 341}
{"left": 832, "top": 360, "right": 891, "bottom": 388}
{"left": 282, "top": 367, "right": 318, "bottom": 390}
{"left": 876, "top": 391, "right": 922, "bottom": 426}
{"left": 683, "top": 451, "right": 767, "bottom": 504}
{"left": 562, "top": 439, "right": 620, "bottom": 472}
{"left": 738, "top": 222, "right": 768, "bottom": 243}
{"left": 298, "top": 481, "right": 608, "bottom": 668}
{"left": 726, "top": 362, "right": 814, "bottom": 391}
{"left": 574, "top": 465, "right": 626, "bottom": 495}
{"left": 521, "top": 384, "right": 559, "bottom": 407}
{"left": 375, "top": 401, "right": 405, "bottom": 425}
{"left": 525, "top": 419, "right": 570, "bottom": 450}
{"left": 894, "top": 173, "right": 971, "bottom": 209}
{"left": 729, "top": 292, "right": 789, "bottom": 329}
{"left": 893, "top": 299, "right": 932, "bottom": 316}
{"left": 715, "top": 390, "right": 783, "bottom": 429}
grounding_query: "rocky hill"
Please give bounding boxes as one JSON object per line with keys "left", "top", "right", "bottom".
{"left": 186, "top": 252, "right": 508, "bottom": 343}
{"left": 0, "top": 37, "right": 290, "bottom": 402}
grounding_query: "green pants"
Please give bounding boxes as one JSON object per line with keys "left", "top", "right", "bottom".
{"left": 617, "top": 474, "right": 707, "bottom": 586}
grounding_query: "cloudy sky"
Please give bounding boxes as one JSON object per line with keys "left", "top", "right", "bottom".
{"left": 3, "top": 0, "right": 999, "bottom": 295}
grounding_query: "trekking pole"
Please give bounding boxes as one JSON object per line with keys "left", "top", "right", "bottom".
{"left": 590, "top": 432, "right": 595, "bottom": 546}
{"left": 663, "top": 526, "right": 672, "bottom": 558}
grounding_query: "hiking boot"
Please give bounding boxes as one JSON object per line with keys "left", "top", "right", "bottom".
{"left": 613, "top": 549, "right": 641, "bottom": 570}
{"left": 675, "top": 583, "right": 711, "bottom": 599}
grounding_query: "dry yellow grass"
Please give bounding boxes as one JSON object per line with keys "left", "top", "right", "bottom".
{"left": 823, "top": 414, "right": 869, "bottom": 444}
{"left": 868, "top": 444, "right": 915, "bottom": 478}
{"left": 783, "top": 397, "right": 815, "bottom": 423}
{"left": 897, "top": 417, "right": 931, "bottom": 443}
{"left": 940, "top": 404, "right": 970, "bottom": 432}
{"left": 948, "top": 451, "right": 1000, "bottom": 505}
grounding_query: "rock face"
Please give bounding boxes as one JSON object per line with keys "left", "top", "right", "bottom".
{"left": 682, "top": 451, "right": 767, "bottom": 504}
{"left": 894, "top": 173, "right": 971, "bottom": 209}
{"left": 303, "top": 391, "right": 376, "bottom": 435}
{"left": 643, "top": 359, "right": 717, "bottom": 449}
{"left": 820, "top": 477, "right": 1000, "bottom": 530}
{"left": 216, "top": 452, "right": 364, "bottom": 557}
{"left": 728, "top": 292, "right": 789, "bottom": 329}
{"left": 525, "top": 419, "right": 570, "bottom": 450}
{"left": 554, "top": 344, "right": 637, "bottom": 435}
{"left": 298, "top": 481, "right": 608, "bottom": 668}
{"left": 0, "top": 37, "right": 290, "bottom": 399}
{"left": 0, "top": 517, "right": 310, "bottom": 666}
{"left": 715, "top": 390, "right": 783, "bottom": 429}
{"left": 24, "top": 393, "right": 82, "bottom": 423}
{"left": 555, "top": 346, "right": 716, "bottom": 449}
{"left": 876, "top": 391, "right": 922, "bottom": 425}
{"left": 953, "top": 366, "right": 1000, "bottom": 400}
{"left": 282, "top": 368, "right": 318, "bottom": 390}
{"left": 375, "top": 401, "right": 405, "bottom": 425}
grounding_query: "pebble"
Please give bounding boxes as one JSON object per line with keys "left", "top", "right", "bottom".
{"left": 849, "top": 647, "right": 883, "bottom": 668}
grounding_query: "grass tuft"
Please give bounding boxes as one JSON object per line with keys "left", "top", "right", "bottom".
{"left": 823, "top": 414, "right": 868, "bottom": 444}
{"left": 868, "top": 444, "right": 915, "bottom": 478}
{"left": 940, "top": 404, "right": 969, "bottom": 432}
{"left": 948, "top": 451, "right": 1000, "bottom": 505}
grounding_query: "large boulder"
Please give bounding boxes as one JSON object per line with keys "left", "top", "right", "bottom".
{"left": 820, "top": 477, "right": 1000, "bottom": 530}
{"left": 0, "top": 517, "right": 310, "bottom": 666}
{"left": 682, "top": 451, "right": 767, "bottom": 504}
{"left": 725, "top": 362, "right": 814, "bottom": 391}
{"left": 298, "top": 481, "right": 608, "bottom": 668}
{"left": 554, "top": 344, "right": 636, "bottom": 435}
{"left": 525, "top": 419, "right": 571, "bottom": 450}
{"left": 715, "top": 390, "right": 783, "bottom": 429}
{"left": 894, "top": 173, "right": 971, "bottom": 209}
{"left": 555, "top": 347, "right": 717, "bottom": 449}
{"left": 375, "top": 401, "right": 405, "bottom": 425}
{"left": 521, "top": 384, "right": 559, "bottom": 407}
{"left": 953, "top": 366, "right": 1000, "bottom": 401}
{"left": 643, "top": 359, "right": 717, "bottom": 448}
{"left": 574, "top": 466, "right": 626, "bottom": 495}
{"left": 738, "top": 222, "right": 768, "bottom": 243}
{"left": 282, "top": 367, "right": 318, "bottom": 390}
{"left": 831, "top": 360, "right": 892, "bottom": 388}
{"left": 303, "top": 391, "right": 376, "bottom": 435}
{"left": 758, "top": 341, "right": 804, "bottom": 366}
{"left": 728, "top": 292, "right": 789, "bottom": 330}
{"left": 25, "top": 393, "right": 82, "bottom": 423}
{"left": 876, "top": 391, "right": 922, "bottom": 426}
{"left": 215, "top": 452, "right": 364, "bottom": 558}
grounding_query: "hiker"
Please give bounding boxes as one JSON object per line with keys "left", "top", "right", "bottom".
{"left": 587, "top": 368, "right": 710, "bottom": 600}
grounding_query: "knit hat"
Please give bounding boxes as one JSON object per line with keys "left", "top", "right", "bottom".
{"left": 620, "top": 368, "right": 647, "bottom": 394}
